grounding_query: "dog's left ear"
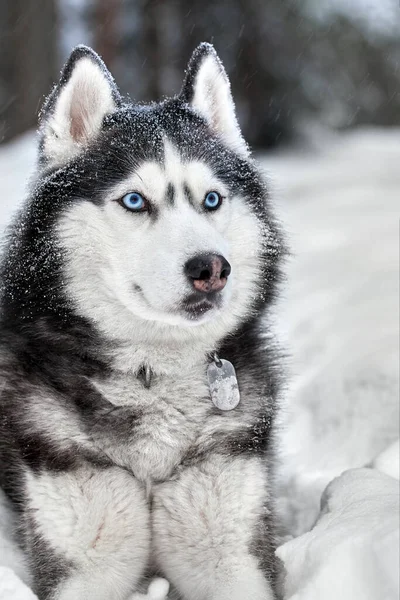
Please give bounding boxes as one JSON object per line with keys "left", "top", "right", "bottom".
{"left": 180, "top": 43, "right": 249, "bottom": 157}
{"left": 39, "top": 45, "right": 121, "bottom": 168}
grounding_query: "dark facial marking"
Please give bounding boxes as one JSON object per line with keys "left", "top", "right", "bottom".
{"left": 148, "top": 204, "right": 159, "bottom": 223}
{"left": 165, "top": 182, "right": 175, "bottom": 206}
{"left": 183, "top": 183, "right": 196, "bottom": 209}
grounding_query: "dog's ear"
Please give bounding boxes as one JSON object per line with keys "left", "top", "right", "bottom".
{"left": 180, "top": 43, "right": 249, "bottom": 157}
{"left": 39, "top": 45, "right": 121, "bottom": 168}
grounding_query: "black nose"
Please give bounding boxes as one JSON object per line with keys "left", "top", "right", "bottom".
{"left": 184, "top": 254, "right": 231, "bottom": 293}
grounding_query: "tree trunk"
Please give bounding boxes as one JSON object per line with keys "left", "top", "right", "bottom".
{"left": 141, "top": 0, "right": 163, "bottom": 101}
{"left": 0, "top": 0, "right": 58, "bottom": 143}
{"left": 93, "top": 0, "right": 121, "bottom": 69}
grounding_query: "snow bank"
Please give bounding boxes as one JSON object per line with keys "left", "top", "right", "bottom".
{"left": 0, "top": 490, "right": 34, "bottom": 599}
{"left": 0, "top": 132, "right": 36, "bottom": 230}
{"left": 269, "top": 128, "right": 400, "bottom": 535}
{"left": 0, "top": 567, "right": 37, "bottom": 600}
{"left": 130, "top": 578, "right": 170, "bottom": 600}
{"left": 372, "top": 439, "right": 400, "bottom": 480}
{"left": 277, "top": 466, "right": 399, "bottom": 600}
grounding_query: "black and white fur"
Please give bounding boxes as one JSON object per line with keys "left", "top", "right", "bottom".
{"left": 0, "top": 44, "right": 285, "bottom": 599}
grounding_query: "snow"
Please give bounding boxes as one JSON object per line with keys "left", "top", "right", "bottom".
{"left": 372, "top": 439, "right": 400, "bottom": 480}
{"left": 0, "top": 132, "right": 36, "bottom": 230}
{"left": 277, "top": 467, "right": 399, "bottom": 600}
{"left": 130, "top": 578, "right": 170, "bottom": 600}
{"left": 0, "top": 491, "right": 32, "bottom": 592}
{"left": 0, "top": 567, "right": 37, "bottom": 600}
{"left": 268, "top": 127, "right": 399, "bottom": 536}
{"left": 0, "top": 127, "right": 399, "bottom": 597}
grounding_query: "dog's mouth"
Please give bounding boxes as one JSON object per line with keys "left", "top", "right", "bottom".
{"left": 181, "top": 292, "right": 222, "bottom": 320}
{"left": 129, "top": 283, "right": 225, "bottom": 325}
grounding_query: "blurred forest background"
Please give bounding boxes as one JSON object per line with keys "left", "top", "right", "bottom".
{"left": 0, "top": 0, "right": 399, "bottom": 148}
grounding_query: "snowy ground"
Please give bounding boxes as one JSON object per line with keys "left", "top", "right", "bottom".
{"left": 0, "top": 128, "right": 399, "bottom": 598}
{"left": 268, "top": 128, "right": 399, "bottom": 535}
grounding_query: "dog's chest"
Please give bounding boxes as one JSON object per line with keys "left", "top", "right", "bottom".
{"left": 90, "top": 367, "right": 212, "bottom": 481}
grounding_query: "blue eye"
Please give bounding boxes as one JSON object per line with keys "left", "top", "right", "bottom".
{"left": 204, "top": 191, "right": 222, "bottom": 211}
{"left": 120, "top": 192, "right": 148, "bottom": 212}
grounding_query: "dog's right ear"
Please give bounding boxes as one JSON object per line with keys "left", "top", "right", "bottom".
{"left": 39, "top": 45, "right": 121, "bottom": 169}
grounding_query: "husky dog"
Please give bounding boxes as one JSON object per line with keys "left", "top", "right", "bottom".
{"left": 0, "top": 44, "right": 285, "bottom": 599}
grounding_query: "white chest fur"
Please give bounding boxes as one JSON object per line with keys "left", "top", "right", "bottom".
{"left": 91, "top": 364, "right": 212, "bottom": 482}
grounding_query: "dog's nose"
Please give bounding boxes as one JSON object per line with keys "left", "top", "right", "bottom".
{"left": 184, "top": 254, "right": 231, "bottom": 293}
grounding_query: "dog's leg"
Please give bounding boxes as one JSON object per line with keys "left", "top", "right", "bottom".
{"left": 152, "top": 456, "right": 278, "bottom": 600}
{"left": 22, "top": 463, "right": 150, "bottom": 600}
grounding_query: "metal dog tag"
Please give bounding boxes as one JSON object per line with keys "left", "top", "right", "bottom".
{"left": 207, "top": 357, "right": 240, "bottom": 411}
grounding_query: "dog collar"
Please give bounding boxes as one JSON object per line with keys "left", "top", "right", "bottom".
{"left": 137, "top": 353, "right": 240, "bottom": 411}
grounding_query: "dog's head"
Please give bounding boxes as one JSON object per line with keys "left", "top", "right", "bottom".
{"left": 5, "top": 45, "right": 283, "bottom": 346}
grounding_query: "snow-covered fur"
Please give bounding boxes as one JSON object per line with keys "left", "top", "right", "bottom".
{"left": 0, "top": 44, "right": 285, "bottom": 599}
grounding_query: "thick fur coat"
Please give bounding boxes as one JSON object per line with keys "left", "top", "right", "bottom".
{"left": 0, "top": 44, "right": 285, "bottom": 599}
